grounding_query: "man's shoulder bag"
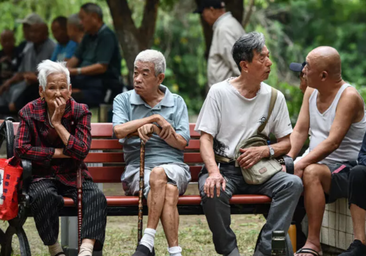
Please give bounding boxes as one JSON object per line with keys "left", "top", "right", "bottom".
{"left": 234, "top": 88, "right": 283, "bottom": 185}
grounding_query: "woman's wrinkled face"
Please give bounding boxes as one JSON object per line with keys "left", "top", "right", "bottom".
{"left": 39, "top": 73, "right": 71, "bottom": 107}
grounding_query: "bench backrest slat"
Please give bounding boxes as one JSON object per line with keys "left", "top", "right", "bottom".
{"left": 11, "top": 122, "right": 202, "bottom": 182}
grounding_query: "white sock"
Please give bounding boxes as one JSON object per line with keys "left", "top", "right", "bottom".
{"left": 168, "top": 246, "right": 182, "bottom": 256}
{"left": 140, "top": 228, "right": 156, "bottom": 253}
{"left": 48, "top": 241, "right": 64, "bottom": 256}
{"left": 78, "top": 242, "right": 94, "bottom": 256}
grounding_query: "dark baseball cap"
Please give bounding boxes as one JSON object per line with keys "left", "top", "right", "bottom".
{"left": 289, "top": 61, "right": 307, "bottom": 72}
{"left": 194, "top": 0, "right": 226, "bottom": 14}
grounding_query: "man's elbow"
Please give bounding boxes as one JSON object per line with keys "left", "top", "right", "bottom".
{"left": 113, "top": 126, "right": 126, "bottom": 139}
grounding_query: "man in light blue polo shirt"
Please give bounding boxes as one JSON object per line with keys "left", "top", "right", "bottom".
{"left": 113, "top": 49, "right": 191, "bottom": 256}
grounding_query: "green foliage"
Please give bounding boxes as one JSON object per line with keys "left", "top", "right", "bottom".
{"left": 152, "top": 4, "right": 207, "bottom": 115}
{"left": 0, "top": 0, "right": 111, "bottom": 47}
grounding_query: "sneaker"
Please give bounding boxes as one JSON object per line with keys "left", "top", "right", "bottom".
{"left": 132, "top": 244, "right": 155, "bottom": 256}
{"left": 339, "top": 240, "right": 366, "bottom": 256}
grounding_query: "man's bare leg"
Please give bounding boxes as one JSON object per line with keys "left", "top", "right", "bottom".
{"left": 137, "top": 167, "right": 168, "bottom": 254}
{"left": 161, "top": 184, "right": 179, "bottom": 247}
{"left": 296, "top": 164, "right": 331, "bottom": 256}
{"left": 147, "top": 167, "right": 168, "bottom": 229}
{"left": 350, "top": 204, "right": 366, "bottom": 244}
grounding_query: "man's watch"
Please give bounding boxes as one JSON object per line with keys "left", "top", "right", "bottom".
{"left": 268, "top": 145, "right": 275, "bottom": 159}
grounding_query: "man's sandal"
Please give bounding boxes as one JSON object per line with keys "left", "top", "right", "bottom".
{"left": 295, "top": 247, "right": 323, "bottom": 256}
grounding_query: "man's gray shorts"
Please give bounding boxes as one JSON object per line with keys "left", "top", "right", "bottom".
{"left": 325, "top": 161, "right": 357, "bottom": 203}
{"left": 121, "top": 163, "right": 191, "bottom": 198}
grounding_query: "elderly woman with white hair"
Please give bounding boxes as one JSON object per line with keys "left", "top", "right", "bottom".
{"left": 14, "top": 60, "right": 107, "bottom": 256}
{"left": 113, "top": 49, "right": 191, "bottom": 256}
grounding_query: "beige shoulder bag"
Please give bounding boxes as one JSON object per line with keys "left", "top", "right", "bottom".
{"left": 234, "top": 88, "right": 283, "bottom": 185}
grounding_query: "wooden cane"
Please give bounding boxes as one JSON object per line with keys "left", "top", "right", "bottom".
{"left": 137, "top": 139, "right": 146, "bottom": 245}
{"left": 77, "top": 167, "right": 82, "bottom": 252}
{"left": 126, "top": 131, "right": 151, "bottom": 246}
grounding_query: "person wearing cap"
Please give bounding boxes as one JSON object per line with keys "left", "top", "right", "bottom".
{"left": 288, "top": 47, "right": 366, "bottom": 256}
{"left": 16, "top": 13, "right": 39, "bottom": 56}
{"left": 289, "top": 61, "right": 307, "bottom": 93}
{"left": 51, "top": 16, "right": 78, "bottom": 62}
{"left": 289, "top": 61, "right": 310, "bottom": 165}
{"left": 0, "top": 13, "right": 55, "bottom": 114}
{"left": 66, "top": 2, "right": 122, "bottom": 108}
{"left": 194, "top": 0, "right": 245, "bottom": 87}
{"left": 195, "top": 32, "right": 302, "bottom": 256}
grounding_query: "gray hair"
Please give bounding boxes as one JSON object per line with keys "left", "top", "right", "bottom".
{"left": 68, "top": 13, "right": 83, "bottom": 31}
{"left": 37, "top": 60, "right": 70, "bottom": 90}
{"left": 232, "top": 32, "right": 265, "bottom": 71}
{"left": 81, "top": 3, "right": 103, "bottom": 20}
{"left": 134, "top": 50, "right": 166, "bottom": 76}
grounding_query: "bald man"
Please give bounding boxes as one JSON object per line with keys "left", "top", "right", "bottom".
{"left": 288, "top": 47, "right": 366, "bottom": 256}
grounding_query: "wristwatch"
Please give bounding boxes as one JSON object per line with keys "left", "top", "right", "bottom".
{"left": 268, "top": 145, "right": 275, "bottom": 159}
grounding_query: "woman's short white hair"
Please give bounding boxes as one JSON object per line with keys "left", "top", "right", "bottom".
{"left": 134, "top": 49, "right": 166, "bottom": 76}
{"left": 37, "top": 60, "right": 70, "bottom": 90}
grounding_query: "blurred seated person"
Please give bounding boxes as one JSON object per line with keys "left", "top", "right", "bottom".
{"left": 67, "top": 2, "right": 122, "bottom": 108}
{"left": 16, "top": 14, "right": 35, "bottom": 59}
{"left": 67, "top": 13, "right": 84, "bottom": 44}
{"left": 51, "top": 16, "right": 77, "bottom": 61}
{"left": 15, "top": 60, "right": 107, "bottom": 256}
{"left": 0, "top": 29, "right": 22, "bottom": 84}
{"left": 0, "top": 14, "right": 55, "bottom": 113}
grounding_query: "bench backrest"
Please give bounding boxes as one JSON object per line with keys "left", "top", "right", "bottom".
{"left": 12, "top": 123, "right": 202, "bottom": 183}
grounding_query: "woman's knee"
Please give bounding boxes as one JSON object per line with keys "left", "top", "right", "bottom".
{"left": 149, "top": 167, "right": 167, "bottom": 187}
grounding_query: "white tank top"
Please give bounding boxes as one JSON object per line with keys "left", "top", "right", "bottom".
{"left": 309, "top": 83, "right": 366, "bottom": 164}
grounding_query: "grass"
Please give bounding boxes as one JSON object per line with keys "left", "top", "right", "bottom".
{"left": 0, "top": 185, "right": 266, "bottom": 256}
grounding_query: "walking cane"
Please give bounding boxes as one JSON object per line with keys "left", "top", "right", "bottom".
{"left": 77, "top": 167, "right": 82, "bottom": 252}
{"left": 137, "top": 138, "right": 146, "bottom": 245}
{"left": 127, "top": 131, "right": 151, "bottom": 246}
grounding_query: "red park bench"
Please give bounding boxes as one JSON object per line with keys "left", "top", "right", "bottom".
{"left": 0, "top": 120, "right": 305, "bottom": 256}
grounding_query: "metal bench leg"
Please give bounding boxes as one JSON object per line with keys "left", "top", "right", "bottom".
{"left": 2, "top": 223, "right": 31, "bottom": 256}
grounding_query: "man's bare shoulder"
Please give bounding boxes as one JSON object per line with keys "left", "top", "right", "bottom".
{"left": 339, "top": 86, "right": 363, "bottom": 106}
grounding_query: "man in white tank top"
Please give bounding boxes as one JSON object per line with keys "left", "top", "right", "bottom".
{"left": 288, "top": 46, "right": 366, "bottom": 256}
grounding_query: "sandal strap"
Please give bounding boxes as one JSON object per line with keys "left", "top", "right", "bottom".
{"left": 295, "top": 247, "right": 320, "bottom": 256}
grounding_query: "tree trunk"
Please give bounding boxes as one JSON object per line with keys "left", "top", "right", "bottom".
{"left": 195, "top": 0, "right": 244, "bottom": 59}
{"left": 106, "top": 0, "right": 159, "bottom": 87}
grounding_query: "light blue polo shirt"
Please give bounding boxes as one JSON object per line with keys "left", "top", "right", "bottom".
{"left": 112, "top": 85, "right": 190, "bottom": 166}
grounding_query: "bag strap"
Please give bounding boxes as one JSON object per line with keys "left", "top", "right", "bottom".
{"left": 257, "top": 87, "right": 278, "bottom": 134}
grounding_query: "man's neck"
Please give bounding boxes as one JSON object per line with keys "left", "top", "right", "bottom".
{"left": 230, "top": 75, "right": 261, "bottom": 99}
{"left": 89, "top": 23, "right": 103, "bottom": 35}
{"left": 140, "top": 89, "right": 165, "bottom": 108}
{"left": 317, "top": 79, "right": 345, "bottom": 97}
{"left": 34, "top": 38, "right": 47, "bottom": 51}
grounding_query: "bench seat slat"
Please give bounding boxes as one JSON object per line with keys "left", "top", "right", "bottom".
{"left": 63, "top": 194, "right": 271, "bottom": 207}
{"left": 88, "top": 166, "right": 203, "bottom": 183}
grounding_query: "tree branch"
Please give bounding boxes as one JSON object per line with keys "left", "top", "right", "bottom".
{"left": 106, "top": 0, "right": 138, "bottom": 36}
{"left": 243, "top": 0, "right": 255, "bottom": 29}
{"left": 138, "top": 0, "right": 159, "bottom": 48}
